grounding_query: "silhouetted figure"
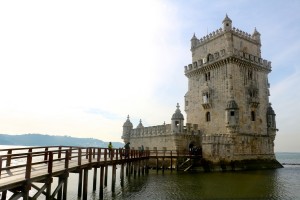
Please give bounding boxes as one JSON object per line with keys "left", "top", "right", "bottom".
{"left": 124, "top": 142, "right": 130, "bottom": 159}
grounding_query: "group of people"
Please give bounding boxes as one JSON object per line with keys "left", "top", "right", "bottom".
{"left": 107, "top": 142, "right": 131, "bottom": 158}
{"left": 107, "top": 142, "right": 144, "bottom": 159}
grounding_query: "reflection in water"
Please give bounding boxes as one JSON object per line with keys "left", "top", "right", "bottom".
{"left": 63, "top": 165, "right": 299, "bottom": 200}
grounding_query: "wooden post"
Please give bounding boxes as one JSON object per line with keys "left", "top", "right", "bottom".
{"left": 93, "top": 167, "right": 97, "bottom": 191}
{"left": 97, "top": 148, "right": 101, "bottom": 162}
{"left": 58, "top": 146, "right": 62, "bottom": 159}
{"left": 104, "top": 165, "right": 108, "bottom": 186}
{"left": 1, "top": 191, "right": 7, "bottom": 200}
{"left": 83, "top": 168, "right": 89, "bottom": 200}
{"left": 46, "top": 177, "right": 53, "bottom": 200}
{"left": 133, "top": 162, "right": 137, "bottom": 178}
{"left": 104, "top": 149, "right": 107, "bottom": 161}
{"left": 0, "top": 156, "right": 2, "bottom": 178}
{"left": 120, "top": 163, "right": 124, "bottom": 187}
{"left": 77, "top": 170, "right": 83, "bottom": 198}
{"left": 93, "top": 148, "right": 96, "bottom": 159}
{"left": 171, "top": 151, "right": 173, "bottom": 172}
{"left": 78, "top": 148, "right": 82, "bottom": 166}
{"left": 156, "top": 150, "right": 158, "bottom": 172}
{"left": 25, "top": 153, "right": 32, "bottom": 180}
{"left": 57, "top": 177, "right": 63, "bottom": 200}
{"left": 6, "top": 149, "right": 12, "bottom": 167}
{"left": 65, "top": 150, "right": 69, "bottom": 169}
{"left": 48, "top": 152, "right": 53, "bottom": 175}
{"left": 89, "top": 148, "right": 92, "bottom": 163}
{"left": 44, "top": 147, "right": 49, "bottom": 161}
{"left": 63, "top": 174, "right": 68, "bottom": 200}
{"left": 111, "top": 164, "right": 116, "bottom": 192}
{"left": 99, "top": 165, "right": 104, "bottom": 199}
{"left": 69, "top": 147, "right": 72, "bottom": 160}
{"left": 138, "top": 160, "right": 141, "bottom": 176}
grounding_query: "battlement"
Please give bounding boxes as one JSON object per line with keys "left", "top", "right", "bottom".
{"left": 130, "top": 124, "right": 171, "bottom": 137}
{"left": 191, "top": 26, "right": 260, "bottom": 50}
{"left": 184, "top": 49, "right": 271, "bottom": 75}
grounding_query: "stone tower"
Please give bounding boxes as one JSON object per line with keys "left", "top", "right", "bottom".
{"left": 184, "top": 15, "right": 278, "bottom": 162}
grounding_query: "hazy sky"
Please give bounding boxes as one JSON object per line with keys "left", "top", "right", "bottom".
{"left": 0, "top": 0, "right": 299, "bottom": 152}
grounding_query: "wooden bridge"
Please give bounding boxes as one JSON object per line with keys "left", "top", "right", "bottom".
{"left": 0, "top": 146, "right": 201, "bottom": 200}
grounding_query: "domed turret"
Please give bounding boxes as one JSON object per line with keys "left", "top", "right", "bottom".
{"left": 122, "top": 115, "right": 133, "bottom": 143}
{"left": 191, "top": 33, "right": 199, "bottom": 49}
{"left": 252, "top": 27, "right": 261, "bottom": 44}
{"left": 171, "top": 103, "right": 184, "bottom": 133}
{"left": 136, "top": 119, "right": 144, "bottom": 129}
{"left": 225, "top": 99, "right": 239, "bottom": 131}
{"left": 267, "top": 103, "right": 275, "bottom": 115}
{"left": 267, "top": 103, "right": 276, "bottom": 130}
{"left": 172, "top": 103, "right": 184, "bottom": 120}
{"left": 222, "top": 14, "right": 232, "bottom": 31}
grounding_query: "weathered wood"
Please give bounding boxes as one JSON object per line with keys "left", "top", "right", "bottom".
{"left": 63, "top": 174, "right": 68, "bottom": 200}
{"left": 111, "top": 164, "right": 116, "bottom": 192}
{"left": 93, "top": 167, "right": 97, "bottom": 191}
{"left": 0, "top": 146, "right": 196, "bottom": 199}
{"left": 99, "top": 165, "right": 104, "bottom": 199}
{"left": 120, "top": 163, "right": 124, "bottom": 187}
{"left": 77, "top": 170, "right": 82, "bottom": 198}
{"left": 104, "top": 165, "right": 108, "bottom": 186}
{"left": 83, "top": 168, "right": 88, "bottom": 200}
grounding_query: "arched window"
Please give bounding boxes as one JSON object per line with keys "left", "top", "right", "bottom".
{"left": 206, "top": 112, "right": 211, "bottom": 122}
{"left": 251, "top": 111, "right": 255, "bottom": 121}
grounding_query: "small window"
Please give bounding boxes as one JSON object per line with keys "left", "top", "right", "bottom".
{"left": 248, "top": 70, "right": 253, "bottom": 80}
{"left": 220, "top": 49, "right": 225, "bottom": 56}
{"left": 251, "top": 111, "right": 255, "bottom": 121}
{"left": 175, "top": 121, "right": 179, "bottom": 126}
{"left": 203, "top": 92, "right": 210, "bottom": 103}
{"left": 230, "top": 111, "right": 235, "bottom": 116}
{"left": 206, "top": 112, "right": 211, "bottom": 122}
{"left": 205, "top": 72, "right": 211, "bottom": 81}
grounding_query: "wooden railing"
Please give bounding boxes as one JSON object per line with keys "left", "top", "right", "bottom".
{"left": 0, "top": 146, "right": 201, "bottom": 181}
{"left": 0, "top": 146, "right": 151, "bottom": 181}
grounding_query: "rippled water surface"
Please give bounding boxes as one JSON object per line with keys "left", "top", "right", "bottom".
{"left": 66, "top": 152, "right": 300, "bottom": 200}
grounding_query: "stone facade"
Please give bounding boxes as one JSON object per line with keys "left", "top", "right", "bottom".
{"left": 122, "top": 15, "right": 279, "bottom": 165}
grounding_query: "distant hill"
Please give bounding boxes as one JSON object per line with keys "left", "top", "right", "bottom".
{"left": 0, "top": 133, "right": 124, "bottom": 148}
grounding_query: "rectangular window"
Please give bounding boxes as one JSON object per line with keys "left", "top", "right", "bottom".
{"left": 230, "top": 111, "right": 235, "bottom": 116}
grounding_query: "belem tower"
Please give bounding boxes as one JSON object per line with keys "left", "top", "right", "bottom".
{"left": 122, "top": 15, "right": 282, "bottom": 169}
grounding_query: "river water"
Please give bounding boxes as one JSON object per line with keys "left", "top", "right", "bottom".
{"left": 68, "top": 152, "right": 300, "bottom": 200}
{"left": 1, "top": 146, "right": 299, "bottom": 199}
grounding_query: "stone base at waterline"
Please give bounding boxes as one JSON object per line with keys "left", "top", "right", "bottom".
{"left": 192, "top": 159, "right": 284, "bottom": 172}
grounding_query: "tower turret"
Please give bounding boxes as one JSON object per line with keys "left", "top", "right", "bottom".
{"left": 136, "top": 119, "right": 144, "bottom": 129}
{"left": 225, "top": 99, "right": 239, "bottom": 133}
{"left": 191, "top": 33, "right": 198, "bottom": 49}
{"left": 252, "top": 27, "right": 261, "bottom": 44}
{"left": 171, "top": 103, "right": 184, "bottom": 133}
{"left": 222, "top": 14, "right": 232, "bottom": 31}
{"left": 267, "top": 103, "right": 277, "bottom": 132}
{"left": 122, "top": 115, "right": 133, "bottom": 143}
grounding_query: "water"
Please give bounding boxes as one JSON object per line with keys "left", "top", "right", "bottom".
{"left": 1, "top": 146, "right": 300, "bottom": 199}
{"left": 72, "top": 152, "right": 300, "bottom": 200}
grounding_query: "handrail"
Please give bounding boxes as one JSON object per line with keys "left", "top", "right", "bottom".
{"left": 0, "top": 146, "right": 152, "bottom": 180}
{"left": 0, "top": 146, "right": 201, "bottom": 181}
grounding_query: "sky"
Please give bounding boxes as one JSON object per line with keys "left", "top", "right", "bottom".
{"left": 0, "top": 0, "right": 299, "bottom": 152}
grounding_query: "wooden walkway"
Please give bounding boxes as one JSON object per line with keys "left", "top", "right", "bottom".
{"left": 0, "top": 146, "right": 151, "bottom": 200}
{"left": 0, "top": 146, "right": 200, "bottom": 200}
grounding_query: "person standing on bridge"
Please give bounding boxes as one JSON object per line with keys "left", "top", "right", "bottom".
{"left": 108, "top": 142, "right": 113, "bottom": 158}
{"left": 124, "top": 142, "right": 130, "bottom": 159}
